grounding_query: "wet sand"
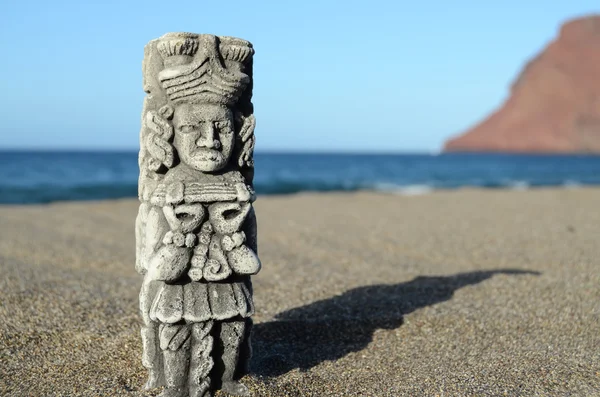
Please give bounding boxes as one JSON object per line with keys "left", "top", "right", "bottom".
{"left": 0, "top": 188, "right": 599, "bottom": 396}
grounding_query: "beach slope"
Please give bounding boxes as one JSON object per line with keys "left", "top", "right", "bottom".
{"left": 0, "top": 189, "right": 599, "bottom": 396}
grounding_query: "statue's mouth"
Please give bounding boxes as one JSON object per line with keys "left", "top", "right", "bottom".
{"left": 190, "top": 148, "right": 224, "bottom": 163}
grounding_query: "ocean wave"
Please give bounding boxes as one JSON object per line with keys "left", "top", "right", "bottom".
{"left": 507, "top": 180, "right": 530, "bottom": 190}
{"left": 0, "top": 183, "right": 138, "bottom": 204}
{"left": 3, "top": 151, "right": 600, "bottom": 204}
{"left": 3, "top": 178, "right": 599, "bottom": 204}
{"left": 371, "top": 183, "right": 435, "bottom": 195}
{"left": 563, "top": 180, "right": 582, "bottom": 188}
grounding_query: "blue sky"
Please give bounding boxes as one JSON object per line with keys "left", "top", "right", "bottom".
{"left": 1, "top": 1, "right": 598, "bottom": 152}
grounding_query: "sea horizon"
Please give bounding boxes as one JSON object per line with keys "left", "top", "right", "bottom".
{"left": 4, "top": 147, "right": 600, "bottom": 156}
{"left": 2, "top": 150, "right": 600, "bottom": 204}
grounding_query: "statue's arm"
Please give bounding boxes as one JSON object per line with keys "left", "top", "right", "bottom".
{"left": 243, "top": 205, "right": 258, "bottom": 254}
{"left": 207, "top": 201, "right": 260, "bottom": 275}
{"left": 135, "top": 203, "right": 149, "bottom": 275}
{"left": 143, "top": 205, "right": 193, "bottom": 282}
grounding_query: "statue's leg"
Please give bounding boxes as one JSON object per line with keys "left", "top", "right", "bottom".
{"left": 218, "top": 318, "right": 250, "bottom": 396}
{"left": 159, "top": 323, "right": 192, "bottom": 397}
{"left": 140, "top": 280, "right": 163, "bottom": 389}
{"left": 237, "top": 317, "right": 253, "bottom": 377}
{"left": 141, "top": 322, "right": 162, "bottom": 389}
{"left": 188, "top": 321, "right": 214, "bottom": 397}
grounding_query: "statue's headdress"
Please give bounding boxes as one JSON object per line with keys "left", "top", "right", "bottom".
{"left": 156, "top": 33, "right": 253, "bottom": 106}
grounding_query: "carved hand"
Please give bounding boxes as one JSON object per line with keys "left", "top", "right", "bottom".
{"left": 145, "top": 219, "right": 197, "bottom": 283}
{"left": 220, "top": 230, "right": 261, "bottom": 275}
{"left": 226, "top": 245, "right": 261, "bottom": 275}
{"left": 146, "top": 243, "right": 192, "bottom": 283}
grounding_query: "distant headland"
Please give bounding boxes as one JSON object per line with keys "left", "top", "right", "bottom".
{"left": 444, "top": 15, "right": 600, "bottom": 153}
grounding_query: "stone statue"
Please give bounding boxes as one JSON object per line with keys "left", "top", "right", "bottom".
{"left": 135, "top": 32, "right": 260, "bottom": 397}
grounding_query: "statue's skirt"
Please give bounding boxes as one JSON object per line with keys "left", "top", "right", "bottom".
{"left": 140, "top": 278, "right": 254, "bottom": 324}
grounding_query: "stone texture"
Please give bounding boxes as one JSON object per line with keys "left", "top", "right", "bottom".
{"left": 444, "top": 15, "right": 600, "bottom": 153}
{"left": 136, "top": 32, "right": 259, "bottom": 397}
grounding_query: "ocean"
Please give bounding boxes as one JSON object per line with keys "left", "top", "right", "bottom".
{"left": 2, "top": 150, "right": 600, "bottom": 204}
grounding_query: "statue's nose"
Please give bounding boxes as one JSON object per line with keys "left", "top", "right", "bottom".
{"left": 196, "top": 123, "right": 218, "bottom": 149}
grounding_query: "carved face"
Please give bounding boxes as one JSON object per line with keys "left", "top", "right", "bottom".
{"left": 172, "top": 103, "right": 235, "bottom": 172}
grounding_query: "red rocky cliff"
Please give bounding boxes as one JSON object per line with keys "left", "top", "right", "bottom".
{"left": 444, "top": 15, "right": 600, "bottom": 153}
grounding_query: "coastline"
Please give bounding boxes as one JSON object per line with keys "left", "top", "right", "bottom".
{"left": 4, "top": 151, "right": 600, "bottom": 205}
{"left": 1, "top": 188, "right": 599, "bottom": 396}
{"left": 0, "top": 182, "right": 598, "bottom": 207}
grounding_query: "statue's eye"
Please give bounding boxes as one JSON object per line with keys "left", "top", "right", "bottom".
{"left": 215, "top": 121, "right": 233, "bottom": 134}
{"left": 179, "top": 125, "right": 196, "bottom": 134}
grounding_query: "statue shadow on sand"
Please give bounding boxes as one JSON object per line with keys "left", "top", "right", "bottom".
{"left": 250, "top": 269, "right": 540, "bottom": 377}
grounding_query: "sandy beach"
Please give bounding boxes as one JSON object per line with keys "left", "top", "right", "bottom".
{"left": 0, "top": 188, "right": 599, "bottom": 396}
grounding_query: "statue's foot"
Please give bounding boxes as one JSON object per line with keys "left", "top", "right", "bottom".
{"left": 159, "top": 387, "right": 187, "bottom": 397}
{"left": 144, "top": 372, "right": 161, "bottom": 390}
{"left": 221, "top": 380, "right": 250, "bottom": 396}
{"left": 189, "top": 382, "right": 212, "bottom": 397}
